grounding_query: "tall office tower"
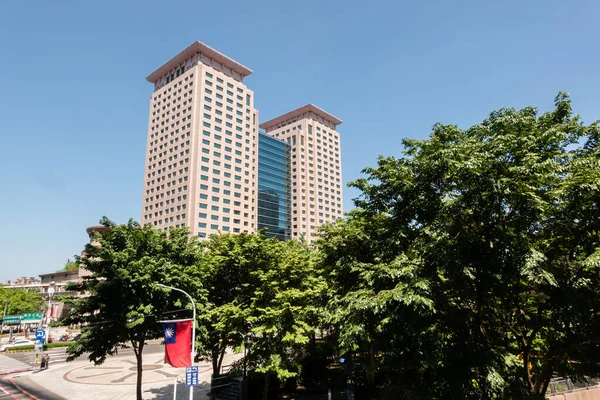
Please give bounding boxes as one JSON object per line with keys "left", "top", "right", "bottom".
{"left": 142, "top": 41, "right": 260, "bottom": 238}
{"left": 260, "top": 105, "right": 343, "bottom": 242}
{"left": 257, "top": 133, "right": 291, "bottom": 240}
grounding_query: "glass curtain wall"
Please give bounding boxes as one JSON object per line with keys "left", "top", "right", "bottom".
{"left": 257, "top": 133, "right": 291, "bottom": 240}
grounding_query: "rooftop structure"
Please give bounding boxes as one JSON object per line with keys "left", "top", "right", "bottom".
{"left": 260, "top": 104, "right": 342, "bottom": 131}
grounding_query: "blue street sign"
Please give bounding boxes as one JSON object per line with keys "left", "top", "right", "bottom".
{"left": 185, "top": 366, "right": 199, "bottom": 386}
{"left": 35, "top": 330, "right": 45, "bottom": 345}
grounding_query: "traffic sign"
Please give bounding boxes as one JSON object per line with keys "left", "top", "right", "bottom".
{"left": 2, "top": 315, "right": 21, "bottom": 326}
{"left": 22, "top": 313, "right": 42, "bottom": 323}
{"left": 185, "top": 366, "right": 199, "bottom": 386}
{"left": 35, "top": 330, "right": 45, "bottom": 345}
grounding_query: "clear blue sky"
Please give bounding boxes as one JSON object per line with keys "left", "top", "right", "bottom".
{"left": 0, "top": 0, "right": 598, "bottom": 281}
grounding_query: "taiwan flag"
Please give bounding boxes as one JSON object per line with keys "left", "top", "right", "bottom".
{"left": 161, "top": 319, "right": 192, "bottom": 368}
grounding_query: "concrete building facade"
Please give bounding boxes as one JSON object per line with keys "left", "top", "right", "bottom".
{"left": 142, "top": 41, "right": 342, "bottom": 242}
{"left": 142, "top": 41, "right": 259, "bottom": 238}
{"left": 260, "top": 105, "right": 343, "bottom": 242}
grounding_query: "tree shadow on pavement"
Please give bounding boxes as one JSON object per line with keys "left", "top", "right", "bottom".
{"left": 145, "top": 381, "right": 211, "bottom": 399}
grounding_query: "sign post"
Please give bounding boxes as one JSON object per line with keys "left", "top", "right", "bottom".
{"left": 45, "top": 282, "right": 55, "bottom": 345}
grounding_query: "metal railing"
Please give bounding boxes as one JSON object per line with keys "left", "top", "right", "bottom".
{"left": 548, "top": 377, "right": 600, "bottom": 395}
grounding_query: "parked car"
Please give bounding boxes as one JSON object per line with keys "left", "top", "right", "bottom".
{"left": 0, "top": 339, "right": 35, "bottom": 352}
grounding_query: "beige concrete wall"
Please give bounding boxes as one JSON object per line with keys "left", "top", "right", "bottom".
{"left": 142, "top": 46, "right": 259, "bottom": 239}
{"left": 264, "top": 112, "right": 343, "bottom": 242}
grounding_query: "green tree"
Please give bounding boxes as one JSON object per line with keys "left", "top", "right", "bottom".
{"left": 247, "top": 237, "right": 322, "bottom": 399}
{"left": 197, "top": 232, "right": 259, "bottom": 379}
{"left": 0, "top": 287, "right": 43, "bottom": 315}
{"left": 198, "top": 232, "right": 322, "bottom": 399}
{"left": 58, "top": 260, "right": 79, "bottom": 272}
{"left": 316, "top": 211, "right": 433, "bottom": 393}
{"left": 66, "top": 217, "right": 206, "bottom": 400}
{"left": 317, "top": 93, "right": 600, "bottom": 399}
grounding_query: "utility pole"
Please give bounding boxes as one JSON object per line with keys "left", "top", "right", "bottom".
{"left": 45, "top": 282, "right": 55, "bottom": 345}
{"left": 1, "top": 300, "right": 8, "bottom": 344}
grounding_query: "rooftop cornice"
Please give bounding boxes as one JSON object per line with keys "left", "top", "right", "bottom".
{"left": 146, "top": 41, "right": 253, "bottom": 83}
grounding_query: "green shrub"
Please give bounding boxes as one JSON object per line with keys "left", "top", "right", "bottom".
{"left": 7, "top": 341, "right": 74, "bottom": 352}
{"left": 8, "top": 345, "right": 34, "bottom": 352}
{"left": 46, "top": 341, "right": 74, "bottom": 348}
{"left": 49, "top": 319, "right": 69, "bottom": 328}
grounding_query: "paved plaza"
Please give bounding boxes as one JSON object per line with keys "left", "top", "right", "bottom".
{"left": 1, "top": 347, "right": 240, "bottom": 400}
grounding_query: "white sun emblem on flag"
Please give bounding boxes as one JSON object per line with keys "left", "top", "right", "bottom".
{"left": 164, "top": 327, "right": 174, "bottom": 339}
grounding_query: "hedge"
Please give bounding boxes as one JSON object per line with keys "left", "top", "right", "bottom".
{"left": 6, "top": 342, "right": 75, "bottom": 353}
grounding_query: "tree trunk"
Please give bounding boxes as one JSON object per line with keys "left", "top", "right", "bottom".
{"left": 217, "top": 344, "right": 226, "bottom": 374}
{"left": 212, "top": 347, "right": 220, "bottom": 375}
{"left": 132, "top": 338, "right": 145, "bottom": 400}
{"left": 211, "top": 347, "right": 219, "bottom": 400}
{"left": 136, "top": 353, "right": 143, "bottom": 400}
{"left": 262, "top": 372, "right": 272, "bottom": 400}
{"left": 368, "top": 343, "right": 376, "bottom": 388}
{"left": 535, "top": 353, "right": 556, "bottom": 396}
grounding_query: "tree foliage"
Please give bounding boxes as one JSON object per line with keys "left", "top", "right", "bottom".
{"left": 56, "top": 94, "right": 600, "bottom": 399}
{"left": 198, "top": 232, "right": 323, "bottom": 397}
{"left": 316, "top": 93, "right": 600, "bottom": 399}
{"left": 0, "top": 287, "right": 43, "bottom": 315}
{"left": 59, "top": 260, "right": 79, "bottom": 272}
{"left": 66, "top": 217, "right": 206, "bottom": 400}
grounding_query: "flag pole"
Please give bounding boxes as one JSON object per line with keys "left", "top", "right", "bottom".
{"left": 156, "top": 283, "right": 196, "bottom": 400}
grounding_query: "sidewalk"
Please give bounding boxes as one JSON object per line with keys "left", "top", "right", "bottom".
{"left": 4, "top": 350, "right": 241, "bottom": 400}
{"left": 0, "top": 354, "right": 31, "bottom": 375}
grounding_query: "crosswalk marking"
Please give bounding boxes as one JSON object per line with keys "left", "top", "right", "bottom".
{"left": 21, "top": 350, "right": 69, "bottom": 365}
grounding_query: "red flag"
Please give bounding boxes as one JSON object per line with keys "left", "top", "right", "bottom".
{"left": 161, "top": 319, "right": 192, "bottom": 368}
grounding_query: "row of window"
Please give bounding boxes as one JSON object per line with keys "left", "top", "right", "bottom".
{"left": 198, "top": 227, "right": 246, "bottom": 238}
{"left": 152, "top": 73, "right": 194, "bottom": 102}
{"left": 205, "top": 71, "right": 247, "bottom": 98}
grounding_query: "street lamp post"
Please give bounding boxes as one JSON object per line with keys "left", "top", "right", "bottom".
{"left": 45, "top": 282, "right": 55, "bottom": 345}
{"left": 156, "top": 283, "right": 196, "bottom": 400}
